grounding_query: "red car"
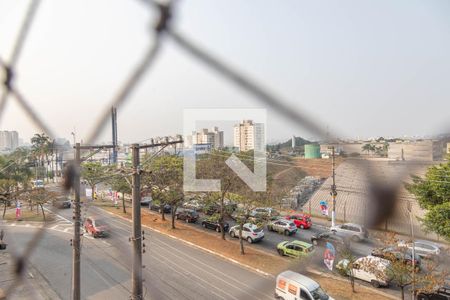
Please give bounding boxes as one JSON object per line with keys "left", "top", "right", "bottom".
{"left": 84, "top": 217, "right": 108, "bottom": 238}
{"left": 285, "top": 214, "right": 312, "bottom": 229}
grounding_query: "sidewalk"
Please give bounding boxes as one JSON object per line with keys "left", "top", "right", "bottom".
{"left": 0, "top": 251, "right": 61, "bottom": 300}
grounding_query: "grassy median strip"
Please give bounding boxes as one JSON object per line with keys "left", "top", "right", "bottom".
{"left": 103, "top": 207, "right": 397, "bottom": 300}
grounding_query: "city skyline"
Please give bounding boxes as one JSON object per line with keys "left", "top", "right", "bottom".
{"left": 1, "top": 0, "right": 449, "bottom": 144}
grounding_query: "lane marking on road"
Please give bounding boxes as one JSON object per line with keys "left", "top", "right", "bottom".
{"left": 101, "top": 208, "right": 274, "bottom": 279}
{"left": 150, "top": 237, "right": 273, "bottom": 300}
{"left": 149, "top": 250, "right": 231, "bottom": 300}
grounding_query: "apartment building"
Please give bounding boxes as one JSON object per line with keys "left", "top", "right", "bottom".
{"left": 0, "top": 130, "right": 19, "bottom": 151}
{"left": 233, "top": 120, "right": 265, "bottom": 152}
{"left": 185, "top": 127, "right": 224, "bottom": 150}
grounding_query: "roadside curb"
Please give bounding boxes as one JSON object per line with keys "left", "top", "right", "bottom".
{"left": 101, "top": 209, "right": 274, "bottom": 278}
{"left": 306, "top": 268, "right": 399, "bottom": 300}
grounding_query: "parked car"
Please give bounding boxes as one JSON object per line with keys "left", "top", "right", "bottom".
{"left": 140, "top": 196, "right": 152, "bottom": 206}
{"left": 277, "top": 241, "right": 315, "bottom": 258}
{"left": 398, "top": 240, "right": 441, "bottom": 259}
{"left": 204, "top": 203, "right": 220, "bottom": 215}
{"left": 336, "top": 255, "right": 391, "bottom": 288}
{"left": 175, "top": 208, "right": 199, "bottom": 223}
{"left": 201, "top": 218, "right": 229, "bottom": 232}
{"left": 52, "top": 197, "right": 71, "bottom": 209}
{"left": 311, "top": 231, "right": 350, "bottom": 249}
{"left": 250, "top": 207, "right": 280, "bottom": 219}
{"left": 416, "top": 285, "right": 450, "bottom": 300}
{"left": 267, "top": 219, "right": 297, "bottom": 236}
{"left": 285, "top": 214, "right": 312, "bottom": 229}
{"left": 182, "top": 199, "right": 204, "bottom": 211}
{"left": 371, "top": 246, "right": 421, "bottom": 270}
{"left": 150, "top": 202, "right": 171, "bottom": 214}
{"left": 84, "top": 217, "right": 108, "bottom": 238}
{"left": 275, "top": 270, "right": 334, "bottom": 300}
{"left": 330, "top": 223, "right": 368, "bottom": 242}
{"left": 229, "top": 223, "right": 264, "bottom": 243}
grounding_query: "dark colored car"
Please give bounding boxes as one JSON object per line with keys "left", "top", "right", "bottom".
{"left": 140, "top": 197, "right": 152, "bottom": 206}
{"left": 175, "top": 209, "right": 199, "bottom": 223}
{"left": 417, "top": 285, "right": 450, "bottom": 300}
{"left": 84, "top": 217, "right": 108, "bottom": 238}
{"left": 201, "top": 218, "right": 229, "bottom": 232}
{"left": 150, "top": 202, "right": 171, "bottom": 213}
{"left": 52, "top": 198, "right": 71, "bottom": 209}
{"left": 204, "top": 203, "right": 220, "bottom": 215}
{"left": 371, "top": 246, "right": 421, "bottom": 270}
{"left": 311, "top": 231, "right": 350, "bottom": 249}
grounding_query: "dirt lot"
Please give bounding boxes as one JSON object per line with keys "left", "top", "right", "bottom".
{"left": 104, "top": 207, "right": 397, "bottom": 300}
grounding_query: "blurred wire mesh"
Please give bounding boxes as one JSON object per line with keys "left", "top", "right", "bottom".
{"left": 0, "top": 0, "right": 448, "bottom": 299}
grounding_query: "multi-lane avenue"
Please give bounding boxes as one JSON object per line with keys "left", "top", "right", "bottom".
{"left": 3, "top": 206, "right": 275, "bottom": 300}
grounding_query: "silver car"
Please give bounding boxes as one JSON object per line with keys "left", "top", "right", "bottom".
{"left": 267, "top": 219, "right": 297, "bottom": 236}
{"left": 330, "top": 223, "right": 368, "bottom": 242}
{"left": 398, "top": 240, "right": 440, "bottom": 259}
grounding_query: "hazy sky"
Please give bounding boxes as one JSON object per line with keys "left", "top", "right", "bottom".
{"left": 1, "top": 0, "right": 449, "bottom": 144}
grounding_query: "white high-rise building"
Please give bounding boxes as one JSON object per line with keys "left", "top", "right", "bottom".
{"left": 233, "top": 120, "right": 264, "bottom": 152}
{"left": 0, "top": 130, "right": 19, "bottom": 151}
{"left": 185, "top": 127, "right": 224, "bottom": 150}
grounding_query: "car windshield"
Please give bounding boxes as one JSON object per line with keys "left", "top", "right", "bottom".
{"left": 310, "top": 287, "right": 329, "bottom": 300}
{"left": 93, "top": 220, "right": 106, "bottom": 227}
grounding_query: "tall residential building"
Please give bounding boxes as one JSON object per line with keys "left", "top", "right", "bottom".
{"left": 233, "top": 120, "right": 265, "bottom": 152}
{"left": 0, "top": 130, "right": 19, "bottom": 151}
{"left": 185, "top": 127, "right": 224, "bottom": 150}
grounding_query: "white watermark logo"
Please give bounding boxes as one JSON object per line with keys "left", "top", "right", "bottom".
{"left": 183, "top": 108, "right": 267, "bottom": 192}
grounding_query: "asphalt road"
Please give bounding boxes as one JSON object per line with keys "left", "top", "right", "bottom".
{"left": 3, "top": 205, "right": 275, "bottom": 300}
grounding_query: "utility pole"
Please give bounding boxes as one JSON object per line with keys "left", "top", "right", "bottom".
{"left": 131, "top": 143, "right": 143, "bottom": 299}
{"left": 71, "top": 143, "right": 115, "bottom": 300}
{"left": 330, "top": 146, "right": 337, "bottom": 227}
{"left": 129, "top": 138, "right": 183, "bottom": 300}
{"left": 72, "top": 143, "right": 81, "bottom": 300}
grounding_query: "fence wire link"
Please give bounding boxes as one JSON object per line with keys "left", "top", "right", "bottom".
{"left": 0, "top": 0, "right": 447, "bottom": 298}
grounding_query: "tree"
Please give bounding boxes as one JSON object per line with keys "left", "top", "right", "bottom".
{"left": 108, "top": 175, "right": 131, "bottom": 213}
{"left": 196, "top": 151, "right": 246, "bottom": 240}
{"left": 143, "top": 155, "right": 184, "bottom": 229}
{"left": 362, "top": 143, "right": 372, "bottom": 155}
{"left": 337, "top": 247, "right": 357, "bottom": 292}
{"left": 406, "top": 158, "right": 450, "bottom": 240}
{"left": 81, "top": 162, "right": 107, "bottom": 201}
{"left": 31, "top": 133, "right": 51, "bottom": 181}
{"left": 19, "top": 188, "right": 57, "bottom": 220}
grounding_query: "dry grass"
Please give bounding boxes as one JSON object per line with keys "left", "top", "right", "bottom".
{"left": 2, "top": 209, "right": 55, "bottom": 222}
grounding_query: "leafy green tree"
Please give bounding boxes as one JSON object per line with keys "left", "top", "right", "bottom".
{"left": 31, "top": 133, "right": 51, "bottom": 181}
{"left": 81, "top": 162, "right": 108, "bottom": 200}
{"left": 143, "top": 155, "right": 184, "bottom": 229}
{"left": 109, "top": 175, "right": 131, "bottom": 213}
{"left": 406, "top": 158, "right": 450, "bottom": 240}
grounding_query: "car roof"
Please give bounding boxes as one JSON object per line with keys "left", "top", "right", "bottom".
{"left": 414, "top": 240, "right": 440, "bottom": 248}
{"left": 289, "top": 240, "right": 313, "bottom": 247}
{"left": 356, "top": 255, "right": 391, "bottom": 266}
{"left": 278, "top": 271, "right": 319, "bottom": 291}
{"left": 343, "top": 223, "right": 362, "bottom": 227}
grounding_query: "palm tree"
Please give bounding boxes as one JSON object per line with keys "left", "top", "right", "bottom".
{"left": 31, "top": 133, "right": 51, "bottom": 181}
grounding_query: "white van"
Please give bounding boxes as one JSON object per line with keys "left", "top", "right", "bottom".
{"left": 275, "top": 270, "right": 333, "bottom": 300}
{"left": 336, "top": 255, "right": 391, "bottom": 288}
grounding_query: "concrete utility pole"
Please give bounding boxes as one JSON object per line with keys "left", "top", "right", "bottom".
{"left": 71, "top": 143, "right": 115, "bottom": 300}
{"left": 330, "top": 146, "right": 337, "bottom": 227}
{"left": 131, "top": 144, "right": 143, "bottom": 299}
{"left": 72, "top": 143, "right": 81, "bottom": 300}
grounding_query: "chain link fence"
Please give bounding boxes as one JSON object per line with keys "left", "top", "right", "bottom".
{"left": 0, "top": 0, "right": 448, "bottom": 299}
